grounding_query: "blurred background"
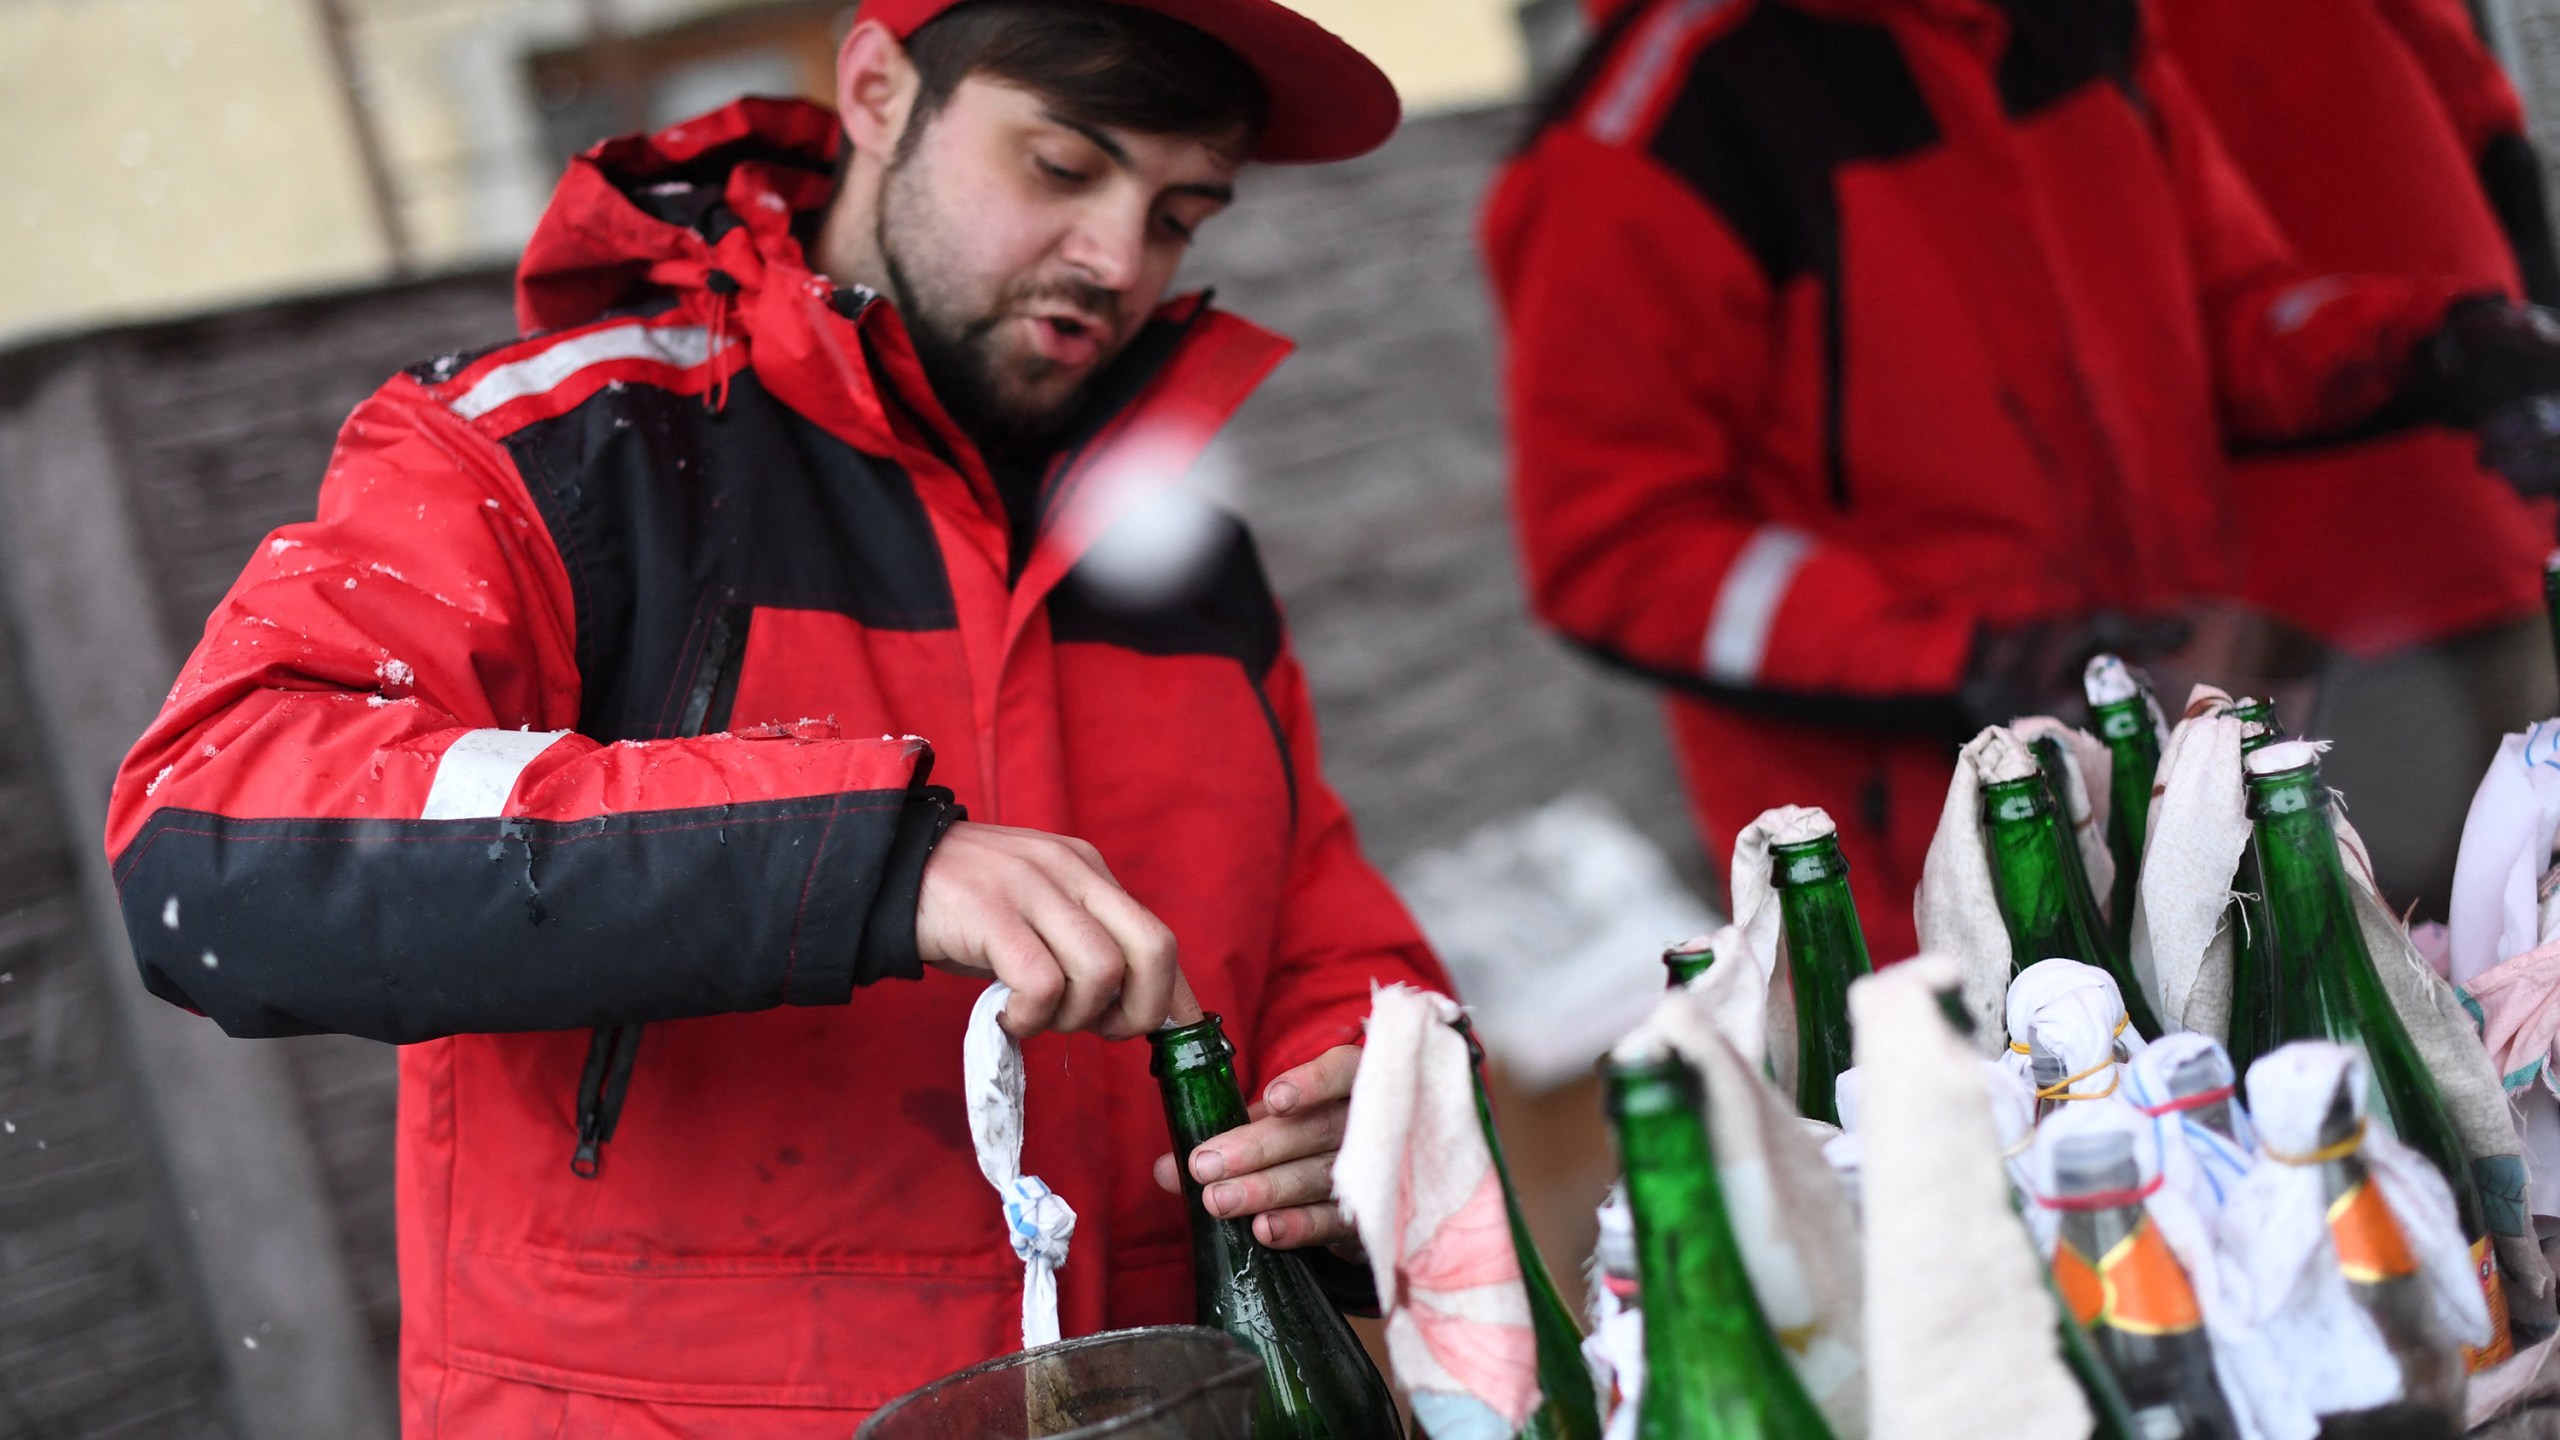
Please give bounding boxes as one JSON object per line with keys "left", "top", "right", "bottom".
{"left": 6, "top": 0, "right": 2560, "bottom": 1435}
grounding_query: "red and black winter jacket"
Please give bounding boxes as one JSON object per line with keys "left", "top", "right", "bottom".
{"left": 2155, "top": 0, "right": 2558, "bottom": 654}
{"left": 106, "top": 99, "right": 1448, "bottom": 1433}
{"left": 1484, "top": 0, "right": 2462, "bottom": 956}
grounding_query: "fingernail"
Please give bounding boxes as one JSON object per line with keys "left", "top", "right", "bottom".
{"left": 1205, "top": 1182, "right": 1239, "bottom": 1215}
{"left": 1191, "top": 1149, "right": 1226, "bottom": 1182}
{"left": 1265, "top": 1081, "right": 1299, "bottom": 1113}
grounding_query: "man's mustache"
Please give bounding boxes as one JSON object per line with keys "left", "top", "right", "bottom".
{"left": 969, "top": 276, "right": 1127, "bottom": 342}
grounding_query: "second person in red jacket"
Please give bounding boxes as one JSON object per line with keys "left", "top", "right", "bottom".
{"left": 2153, "top": 0, "right": 2560, "bottom": 918}
{"left": 1486, "top": 0, "right": 2560, "bottom": 958}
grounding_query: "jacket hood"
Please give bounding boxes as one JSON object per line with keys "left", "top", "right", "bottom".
{"left": 515, "top": 97, "right": 845, "bottom": 335}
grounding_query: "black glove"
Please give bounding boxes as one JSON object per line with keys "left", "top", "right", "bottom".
{"left": 2479, "top": 133, "right": 2560, "bottom": 310}
{"left": 2419, "top": 294, "right": 2560, "bottom": 494}
{"left": 1956, "top": 612, "right": 2190, "bottom": 738}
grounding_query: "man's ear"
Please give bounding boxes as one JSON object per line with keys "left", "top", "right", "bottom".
{"left": 835, "top": 19, "right": 921, "bottom": 159}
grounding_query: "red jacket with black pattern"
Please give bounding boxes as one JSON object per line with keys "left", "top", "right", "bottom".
{"left": 2154, "top": 0, "right": 2557, "bottom": 654}
{"left": 1485, "top": 0, "right": 2463, "bottom": 955}
{"left": 106, "top": 99, "right": 1447, "bottom": 1434}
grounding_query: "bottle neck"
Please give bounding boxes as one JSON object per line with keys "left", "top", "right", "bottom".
{"left": 1773, "top": 834, "right": 1868, "bottom": 1127}
{"left": 1607, "top": 1058, "right": 1794, "bottom": 1399}
{"left": 1772, "top": 837, "right": 1871, "bottom": 975}
{"left": 2233, "top": 699, "right": 2283, "bottom": 753}
{"left": 2091, "top": 698, "right": 2157, "bottom": 758}
{"left": 2246, "top": 767, "right": 2381, "bottom": 1026}
{"left": 1982, "top": 777, "right": 2099, "bottom": 962}
{"left": 1152, "top": 1016, "right": 1252, "bottom": 1154}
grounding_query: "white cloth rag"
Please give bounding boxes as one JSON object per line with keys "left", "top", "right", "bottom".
{"left": 2223, "top": 1042, "right": 2490, "bottom": 1419}
{"left": 2450, "top": 720, "right": 2560, "bottom": 1221}
{"left": 2450, "top": 721, "right": 2560, "bottom": 988}
{"left": 963, "top": 982, "right": 1077, "bottom": 1349}
{"left": 2023, "top": 1098, "right": 2313, "bottom": 1440}
{"left": 2001, "top": 958, "right": 2147, "bottom": 1105}
{"left": 1833, "top": 1059, "right": 2037, "bottom": 1211}
{"left": 2129, "top": 689, "right": 2250, "bottom": 1038}
{"left": 1853, "top": 953, "right": 2089, "bottom": 1440}
{"left": 1916, "top": 727, "right": 2047, "bottom": 1053}
{"left": 2124, "top": 1032, "right": 2257, "bottom": 1216}
{"left": 1684, "top": 920, "right": 1776, "bottom": 1079}
{"left": 1335, "top": 985, "right": 1541, "bottom": 1440}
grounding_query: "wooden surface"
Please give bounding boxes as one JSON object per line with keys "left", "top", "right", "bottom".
{"left": 0, "top": 599, "right": 228, "bottom": 1440}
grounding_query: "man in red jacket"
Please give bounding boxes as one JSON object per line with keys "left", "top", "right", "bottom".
{"left": 106, "top": 0, "right": 1447, "bottom": 1431}
{"left": 1487, "top": 0, "right": 2560, "bottom": 958}
{"left": 2153, "top": 0, "right": 2560, "bottom": 916}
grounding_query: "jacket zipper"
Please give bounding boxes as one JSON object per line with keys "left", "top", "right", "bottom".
{"left": 571, "top": 598, "right": 751, "bottom": 1177}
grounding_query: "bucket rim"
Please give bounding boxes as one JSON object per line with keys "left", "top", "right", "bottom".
{"left": 853, "top": 1325, "right": 1265, "bottom": 1439}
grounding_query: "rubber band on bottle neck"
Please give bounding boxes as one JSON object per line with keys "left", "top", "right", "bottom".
{"left": 2037, "top": 1057, "right": 2121, "bottom": 1102}
{"left": 2009, "top": 1013, "right": 2129, "bottom": 1056}
{"left": 2036, "top": 1172, "right": 2164, "bottom": 1212}
{"left": 2264, "top": 1120, "right": 2367, "bottom": 1167}
{"left": 2133, "top": 1084, "right": 2235, "bottom": 1117}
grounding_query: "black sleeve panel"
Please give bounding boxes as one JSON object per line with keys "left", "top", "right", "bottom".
{"left": 1564, "top": 637, "right": 1974, "bottom": 742}
{"left": 2482, "top": 132, "right": 2560, "bottom": 310}
{"left": 113, "top": 787, "right": 917, "bottom": 1043}
{"left": 840, "top": 786, "right": 964, "bottom": 995}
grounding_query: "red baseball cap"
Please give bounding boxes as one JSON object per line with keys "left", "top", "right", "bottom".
{"left": 855, "top": 0, "right": 1401, "bottom": 163}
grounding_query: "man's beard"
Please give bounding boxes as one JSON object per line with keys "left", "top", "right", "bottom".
{"left": 876, "top": 157, "right": 1120, "bottom": 463}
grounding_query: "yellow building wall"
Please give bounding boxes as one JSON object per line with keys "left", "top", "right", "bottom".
{"left": 0, "top": 0, "right": 1529, "bottom": 346}
{"left": 0, "top": 0, "right": 393, "bottom": 346}
{"left": 1292, "top": 0, "right": 1528, "bottom": 113}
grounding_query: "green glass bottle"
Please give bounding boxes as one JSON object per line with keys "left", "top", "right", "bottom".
{"left": 1604, "top": 1052, "right": 1837, "bottom": 1440}
{"left": 1980, "top": 760, "right": 2164, "bottom": 1039}
{"left": 2223, "top": 700, "right": 2288, "bottom": 1070}
{"left": 1457, "top": 1019, "right": 1603, "bottom": 1440}
{"left": 1769, "top": 830, "right": 1871, "bottom": 1127}
{"left": 1151, "top": 1015, "right": 1405, "bottom": 1440}
{"left": 2233, "top": 746, "right": 2511, "bottom": 1367}
{"left": 2083, "top": 658, "right": 2163, "bottom": 954}
{"left": 1663, "top": 937, "right": 1718, "bottom": 989}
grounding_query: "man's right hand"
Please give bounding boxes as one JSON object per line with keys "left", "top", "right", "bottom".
{"left": 914, "top": 821, "right": 1181, "bottom": 1041}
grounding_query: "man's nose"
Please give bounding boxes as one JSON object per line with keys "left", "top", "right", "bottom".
{"left": 1059, "top": 197, "right": 1149, "bottom": 295}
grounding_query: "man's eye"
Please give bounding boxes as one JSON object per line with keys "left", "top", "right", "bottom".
{"left": 1160, "top": 215, "right": 1197, "bottom": 242}
{"left": 1035, "top": 157, "right": 1086, "bottom": 184}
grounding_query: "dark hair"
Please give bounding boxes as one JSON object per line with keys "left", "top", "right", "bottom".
{"left": 902, "top": 0, "right": 1268, "bottom": 154}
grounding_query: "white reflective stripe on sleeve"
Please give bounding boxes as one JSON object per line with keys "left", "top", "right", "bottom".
{"left": 449, "top": 324, "right": 717, "bottom": 421}
{"left": 1703, "top": 525, "right": 1815, "bottom": 684}
{"left": 1587, "top": 0, "right": 1732, "bottom": 145}
{"left": 420, "top": 729, "right": 572, "bottom": 820}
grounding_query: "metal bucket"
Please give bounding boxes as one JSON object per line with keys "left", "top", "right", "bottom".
{"left": 854, "top": 1326, "right": 1264, "bottom": 1440}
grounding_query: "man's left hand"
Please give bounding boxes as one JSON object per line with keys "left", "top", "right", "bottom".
{"left": 1152, "top": 1043, "right": 1360, "bottom": 1251}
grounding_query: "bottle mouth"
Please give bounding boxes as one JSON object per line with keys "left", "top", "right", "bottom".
{"left": 1148, "top": 1013, "right": 1231, "bottom": 1074}
{"left": 2243, "top": 739, "right": 2324, "bottom": 778}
